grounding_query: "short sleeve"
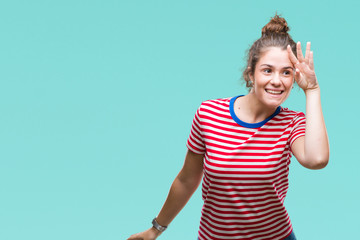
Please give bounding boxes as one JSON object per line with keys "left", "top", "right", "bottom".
{"left": 186, "top": 105, "right": 206, "bottom": 154}
{"left": 289, "top": 112, "right": 306, "bottom": 147}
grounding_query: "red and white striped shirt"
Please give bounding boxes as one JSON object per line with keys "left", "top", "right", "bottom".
{"left": 186, "top": 96, "right": 306, "bottom": 240}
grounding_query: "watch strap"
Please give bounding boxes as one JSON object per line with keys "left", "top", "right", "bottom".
{"left": 152, "top": 218, "right": 167, "bottom": 232}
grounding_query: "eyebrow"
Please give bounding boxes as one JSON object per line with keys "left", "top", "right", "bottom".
{"left": 260, "top": 64, "right": 294, "bottom": 69}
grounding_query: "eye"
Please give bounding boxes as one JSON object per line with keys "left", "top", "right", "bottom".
{"left": 263, "top": 69, "right": 272, "bottom": 74}
{"left": 283, "top": 70, "right": 292, "bottom": 76}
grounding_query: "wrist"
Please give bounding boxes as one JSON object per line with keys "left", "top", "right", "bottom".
{"left": 304, "top": 86, "right": 320, "bottom": 95}
{"left": 150, "top": 226, "right": 163, "bottom": 237}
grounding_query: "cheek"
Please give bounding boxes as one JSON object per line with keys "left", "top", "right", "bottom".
{"left": 254, "top": 73, "right": 270, "bottom": 85}
{"left": 284, "top": 77, "right": 294, "bottom": 88}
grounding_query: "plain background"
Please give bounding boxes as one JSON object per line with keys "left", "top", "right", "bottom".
{"left": 0, "top": 0, "right": 359, "bottom": 239}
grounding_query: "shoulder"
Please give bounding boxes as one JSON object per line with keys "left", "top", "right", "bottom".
{"left": 194, "top": 97, "right": 233, "bottom": 119}
{"left": 200, "top": 96, "right": 233, "bottom": 109}
{"left": 279, "top": 106, "right": 305, "bottom": 118}
{"left": 277, "top": 107, "right": 306, "bottom": 129}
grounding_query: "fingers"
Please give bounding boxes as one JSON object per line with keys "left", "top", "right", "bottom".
{"left": 127, "top": 233, "right": 144, "bottom": 240}
{"left": 296, "top": 42, "right": 305, "bottom": 62}
{"left": 287, "top": 45, "right": 298, "bottom": 66}
{"left": 288, "top": 42, "right": 316, "bottom": 87}
{"left": 127, "top": 236, "right": 143, "bottom": 240}
{"left": 294, "top": 68, "right": 301, "bottom": 83}
{"left": 309, "top": 51, "right": 314, "bottom": 70}
{"left": 304, "top": 42, "right": 311, "bottom": 64}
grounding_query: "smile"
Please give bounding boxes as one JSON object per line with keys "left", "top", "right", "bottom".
{"left": 265, "top": 89, "right": 284, "bottom": 95}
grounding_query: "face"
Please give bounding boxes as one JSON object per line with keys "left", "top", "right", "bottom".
{"left": 250, "top": 47, "right": 295, "bottom": 108}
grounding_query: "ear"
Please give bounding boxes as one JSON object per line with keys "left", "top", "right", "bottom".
{"left": 247, "top": 67, "right": 254, "bottom": 82}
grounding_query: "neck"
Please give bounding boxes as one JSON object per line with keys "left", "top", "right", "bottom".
{"left": 239, "top": 92, "right": 279, "bottom": 123}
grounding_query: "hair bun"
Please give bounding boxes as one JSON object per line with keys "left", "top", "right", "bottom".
{"left": 261, "top": 14, "right": 289, "bottom": 36}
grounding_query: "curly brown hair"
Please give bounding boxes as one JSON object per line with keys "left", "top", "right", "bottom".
{"left": 243, "top": 14, "right": 297, "bottom": 89}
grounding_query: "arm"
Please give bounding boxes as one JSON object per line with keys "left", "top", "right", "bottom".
{"left": 127, "top": 150, "right": 204, "bottom": 240}
{"left": 287, "top": 42, "right": 330, "bottom": 170}
{"left": 291, "top": 88, "right": 329, "bottom": 169}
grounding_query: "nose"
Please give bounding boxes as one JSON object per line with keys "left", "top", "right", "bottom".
{"left": 270, "top": 72, "right": 281, "bottom": 86}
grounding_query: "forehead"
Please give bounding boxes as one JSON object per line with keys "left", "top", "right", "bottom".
{"left": 257, "top": 47, "right": 293, "bottom": 67}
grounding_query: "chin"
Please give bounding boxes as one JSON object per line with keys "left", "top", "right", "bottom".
{"left": 264, "top": 101, "right": 282, "bottom": 109}
{"left": 262, "top": 90, "right": 289, "bottom": 107}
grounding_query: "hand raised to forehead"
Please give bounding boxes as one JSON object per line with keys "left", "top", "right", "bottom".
{"left": 287, "top": 42, "right": 318, "bottom": 91}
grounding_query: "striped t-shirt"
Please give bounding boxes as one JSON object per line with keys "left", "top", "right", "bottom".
{"left": 186, "top": 95, "right": 306, "bottom": 240}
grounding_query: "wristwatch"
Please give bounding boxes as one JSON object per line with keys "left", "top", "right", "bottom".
{"left": 152, "top": 217, "right": 168, "bottom": 232}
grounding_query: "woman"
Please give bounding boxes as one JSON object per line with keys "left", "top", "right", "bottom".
{"left": 127, "top": 14, "right": 329, "bottom": 240}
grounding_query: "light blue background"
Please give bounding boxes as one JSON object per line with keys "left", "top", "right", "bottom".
{"left": 0, "top": 0, "right": 359, "bottom": 239}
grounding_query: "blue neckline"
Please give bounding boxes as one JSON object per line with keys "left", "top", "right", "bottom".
{"left": 229, "top": 95, "right": 281, "bottom": 128}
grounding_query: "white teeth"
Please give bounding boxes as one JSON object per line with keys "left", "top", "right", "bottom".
{"left": 266, "top": 89, "right": 282, "bottom": 94}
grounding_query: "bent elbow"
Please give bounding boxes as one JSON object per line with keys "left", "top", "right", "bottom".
{"left": 306, "top": 157, "right": 329, "bottom": 170}
{"left": 313, "top": 159, "right": 329, "bottom": 169}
